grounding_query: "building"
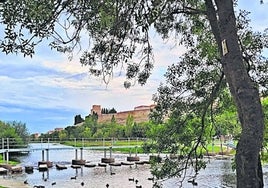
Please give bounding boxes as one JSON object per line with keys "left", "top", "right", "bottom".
{"left": 90, "top": 104, "right": 156, "bottom": 124}
{"left": 47, "top": 128, "right": 64, "bottom": 134}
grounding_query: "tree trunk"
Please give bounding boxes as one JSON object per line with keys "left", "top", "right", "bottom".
{"left": 205, "top": 1, "right": 265, "bottom": 186}
{"left": 214, "top": 0, "right": 264, "bottom": 187}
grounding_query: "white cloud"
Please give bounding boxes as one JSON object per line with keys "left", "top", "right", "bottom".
{"left": 0, "top": 1, "right": 266, "bottom": 133}
{"left": 0, "top": 13, "right": 163, "bottom": 133}
{"left": 41, "top": 59, "right": 86, "bottom": 75}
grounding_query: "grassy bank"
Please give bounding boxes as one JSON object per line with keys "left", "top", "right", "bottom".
{"left": 60, "top": 139, "right": 236, "bottom": 156}
{"left": 61, "top": 139, "right": 145, "bottom": 154}
{"left": 61, "top": 139, "right": 144, "bottom": 147}
{"left": 0, "top": 155, "right": 19, "bottom": 165}
{"left": 202, "top": 143, "right": 236, "bottom": 155}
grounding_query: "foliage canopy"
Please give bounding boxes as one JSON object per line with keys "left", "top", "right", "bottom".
{"left": 1, "top": 0, "right": 268, "bottom": 187}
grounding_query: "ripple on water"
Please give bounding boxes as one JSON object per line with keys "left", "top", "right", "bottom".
{"left": 8, "top": 146, "right": 268, "bottom": 188}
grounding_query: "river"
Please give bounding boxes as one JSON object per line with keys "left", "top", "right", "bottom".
{"left": 2, "top": 143, "right": 268, "bottom": 188}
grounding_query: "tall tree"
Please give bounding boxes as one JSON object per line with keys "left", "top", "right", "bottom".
{"left": 0, "top": 0, "right": 267, "bottom": 187}
{"left": 126, "top": 114, "right": 134, "bottom": 137}
{"left": 211, "top": 1, "right": 263, "bottom": 187}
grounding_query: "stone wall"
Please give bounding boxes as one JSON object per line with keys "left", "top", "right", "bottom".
{"left": 91, "top": 104, "right": 155, "bottom": 124}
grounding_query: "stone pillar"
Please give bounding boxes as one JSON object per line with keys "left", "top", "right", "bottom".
{"left": 6, "top": 150, "right": 9, "bottom": 164}
{"left": 80, "top": 148, "right": 83, "bottom": 160}
{"left": 46, "top": 149, "right": 49, "bottom": 161}
{"left": 72, "top": 148, "right": 86, "bottom": 165}
{"left": 109, "top": 147, "right": 112, "bottom": 158}
{"left": 104, "top": 148, "right": 107, "bottom": 158}
{"left": 75, "top": 149, "right": 78, "bottom": 160}
{"left": 42, "top": 150, "right": 45, "bottom": 161}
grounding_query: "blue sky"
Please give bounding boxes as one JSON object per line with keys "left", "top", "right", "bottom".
{"left": 0, "top": 0, "right": 267, "bottom": 134}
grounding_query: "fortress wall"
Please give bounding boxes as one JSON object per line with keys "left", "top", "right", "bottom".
{"left": 98, "top": 113, "right": 116, "bottom": 122}
{"left": 97, "top": 108, "right": 151, "bottom": 124}
{"left": 132, "top": 109, "right": 151, "bottom": 123}
{"left": 115, "top": 111, "right": 135, "bottom": 124}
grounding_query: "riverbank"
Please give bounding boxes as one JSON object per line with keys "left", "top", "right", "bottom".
{"left": 0, "top": 177, "right": 30, "bottom": 188}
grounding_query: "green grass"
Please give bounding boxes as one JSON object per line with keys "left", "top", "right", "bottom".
{"left": 61, "top": 139, "right": 145, "bottom": 154}
{"left": 199, "top": 143, "right": 236, "bottom": 155}
{"left": 61, "top": 139, "right": 144, "bottom": 147}
{"left": 0, "top": 160, "right": 19, "bottom": 165}
{"left": 0, "top": 154, "right": 20, "bottom": 165}
{"left": 204, "top": 144, "right": 224, "bottom": 153}
{"left": 59, "top": 139, "right": 238, "bottom": 156}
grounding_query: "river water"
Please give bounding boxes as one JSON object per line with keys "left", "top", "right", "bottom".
{"left": 3, "top": 143, "right": 268, "bottom": 188}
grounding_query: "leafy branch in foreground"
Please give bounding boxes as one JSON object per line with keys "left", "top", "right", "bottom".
{"left": 147, "top": 5, "right": 267, "bottom": 187}
{"left": 1, "top": 0, "right": 268, "bottom": 187}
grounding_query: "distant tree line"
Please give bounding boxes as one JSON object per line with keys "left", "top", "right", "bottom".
{"left": 39, "top": 114, "right": 149, "bottom": 140}
{"left": 74, "top": 114, "right": 84, "bottom": 125}
{"left": 0, "top": 121, "right": 30, "bottom": 148}
{"left": 35, "top": 94, "right": 268, "bottom": 159}
{"left": 101, "top": 107, "right": 117, "bottom": 114}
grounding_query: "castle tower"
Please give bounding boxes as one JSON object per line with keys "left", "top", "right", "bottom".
{"left": 91, "top": 105, "right": 101, "bottom": 116}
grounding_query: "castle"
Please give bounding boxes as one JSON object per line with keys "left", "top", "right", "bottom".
{"left": 90, "top": 104, "right": 156, "bottom": 124}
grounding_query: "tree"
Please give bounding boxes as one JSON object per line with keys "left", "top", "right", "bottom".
{"left": 64, "top": 126, "right": 80, "bottom": 138}
{"left": 150, "top": 2, "right": 267, "bottom": 186}
{"left": 0, "top": 121, "right": 27, "bottom": 148}
{"left": 125, "top": 114, "right": 134, "bottom": 137}
{"left": 132, "top": 122, "right": 148, "bottom": 138}
{"left": 0, "top": 0, "right": 267, "bottom": 187}
{"left": 213, "top": 89, "right": 241, "bottom": 139}
{"left": 109, "top": 108, "right": 117, "bottom": 114}
{"left": 58, "top": 130, "right": 68, "bottom": 141}
{"left": 209, "top": 2, "right": 264, "bottom": 187}
{"left": 81, "top": 127, "right": 92, "bottom": 139}
{"left": 102, "top": 107, "right": 117, "bottom": 114}
{"left": 8, "top": 121, "right": 30, "bottom": 143}
{"left": 84, "top": 115, "right": 98, "bottom": 135}
{"left": 74, "top": 115, "right": 84, "bottom": 125}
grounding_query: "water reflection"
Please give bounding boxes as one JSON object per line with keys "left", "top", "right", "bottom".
{"left": 16, "top": 143, "right": 154, "bottom": 188}
{"left": 160, "top": 159, "right": 236, "bottom": 188}
{"left": 3, "top": 143, "right": 268, "bottom": 187}
{"left": 221, "top": 160, "right": 236, "bottom": 187}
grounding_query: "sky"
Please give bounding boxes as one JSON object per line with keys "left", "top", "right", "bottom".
{"left": 0, "top": 0, "right": 267, "bottom": 134}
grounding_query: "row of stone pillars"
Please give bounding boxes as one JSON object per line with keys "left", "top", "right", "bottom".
{"left": 38, "top": 148, "right": 86, "bottom": 166}
{"left": 39, "top": 146, "right": 139, "bottom": 166}
{"left": 103, "top": 146, "right": 138, "bottom": 158}
{"left": 74, "top": 148, "right": 84, "bottom": 160}
{"left": 72, "top": 148, "right": 86, "bottom": 165}
{"left": 39, "top": 149, "right": 53, "bottom": 168}
{"left": 101, "top": 147, "right": 115, "bottom": 163}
